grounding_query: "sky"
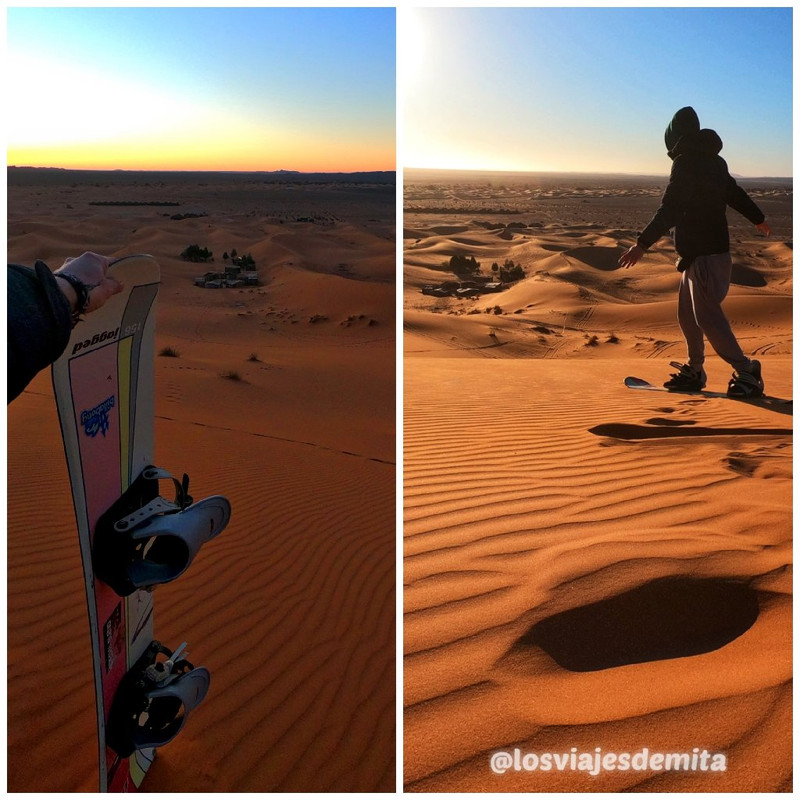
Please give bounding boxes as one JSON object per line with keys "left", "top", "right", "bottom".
{"left": 402, "top": 7, "right": 793, "bottom": 177}
{"left": 7, "top": 7, "right": 395, "bottom": 172}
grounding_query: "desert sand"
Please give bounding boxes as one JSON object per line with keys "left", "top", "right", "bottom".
{"left": 403, "top": 171, "right": 792, "bottom": 792}
{"left": 7, "top": 168, "right": 395, "bottom": 792}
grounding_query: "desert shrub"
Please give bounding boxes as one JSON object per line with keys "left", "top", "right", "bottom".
{"left": 449, "top": 254, "right": 480, "bottom": 277}
{"left": 159, "top": 346, "right": 180, "bottom": 358}
{"left": 221, "top": 370, "right": 243, "bottom": 382}
{"left": 247, "top": 352, "right": 261, "bottom": 362}
{"left": 499, "top": 258, "right": 525, "bottom": 282}
{"left": 181, "top": 244, "right": 213, "bottom": 262}
{"left": 231, "top": 252, "right": 256, "bottom": 268}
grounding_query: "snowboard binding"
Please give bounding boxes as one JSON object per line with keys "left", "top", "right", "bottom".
{"left": 106, "top": 640, "right": 210, "bottom": 757}
{"left": 94, "top": 466, "right": 231, "bottom": 597}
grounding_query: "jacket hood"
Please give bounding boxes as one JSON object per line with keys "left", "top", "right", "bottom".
{"left": 670, "top": 128, "right": 724, "bottom": 159}
{"left": 665, "top": 107, "right": 722, "bottom": 159}
{"left": 665, "top": 107, "right": 700, "bottom": 152}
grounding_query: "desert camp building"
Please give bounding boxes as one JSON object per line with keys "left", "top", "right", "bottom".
{"left": 194, "top": 264, "right": 259, "bottom": 288}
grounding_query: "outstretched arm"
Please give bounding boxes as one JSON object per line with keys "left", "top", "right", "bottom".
{"left": 636, "top": 157, "right": 694, "bottom": 251}
{"left": 725, "top": 174, "right": 766, "bottom": 226}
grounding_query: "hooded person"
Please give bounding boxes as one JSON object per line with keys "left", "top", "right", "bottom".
{"left": 618, "top": 106, "right": 771, "bottom": 398}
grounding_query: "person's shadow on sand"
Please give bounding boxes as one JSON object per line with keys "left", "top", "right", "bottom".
{"left": 509, "top": 577, "right": 759, "bottom": 672}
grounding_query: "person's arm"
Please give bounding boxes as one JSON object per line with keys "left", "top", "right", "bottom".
{"left": 7, "top": 252, "right": 122, "bottom": 403}
{"left": 7, "top": 261, "right": 73, "bottom": 403}
{"left": 725, "top": 174, "right": 766, "bottom": 226}
{"left": 619, "top": 158, "right": 693, "bottom": 269}
{"left": 636, "top": 156, "right": 694, "bottom": 251}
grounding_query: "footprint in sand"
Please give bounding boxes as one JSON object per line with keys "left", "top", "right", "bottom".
{"left": 726, "top": 452, "right": 759, "bottom": 477}
{"left": 724, "top": 443, "right": 792, "bottom": 479}
{"left": 645, "top": 417, "right": 696, "bottom": 427}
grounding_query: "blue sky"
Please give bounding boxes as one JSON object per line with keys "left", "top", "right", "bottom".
{"left": 8, "top": 7, "right": 396, "bottom": 171}
{"left": 403, "top": 7, "right": 792, "bottom": 176}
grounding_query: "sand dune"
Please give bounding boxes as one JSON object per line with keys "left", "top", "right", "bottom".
{"left": 8, "top": 170, "right": 395, "bottom": 792}
{"left": 403, "top": 174, "right": 792, "bottom": 792}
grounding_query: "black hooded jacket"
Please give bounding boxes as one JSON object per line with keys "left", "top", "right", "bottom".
{"left": 637, "top": 107, "right": 765, "bottom": 270}
{"left": 7, "top": 261, "right": 73, "bottom": 403}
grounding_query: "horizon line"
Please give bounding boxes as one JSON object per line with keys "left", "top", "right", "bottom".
{"left": 8, "top": 165, "right": 396, "bottom": 175}
{"left": 404, "top": 166, "right": 793, "bottom": 181}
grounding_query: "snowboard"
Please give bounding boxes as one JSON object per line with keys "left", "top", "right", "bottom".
{"left": 52, "top": 255, "right": 230, "bottom": 792}
{"left": 624, "top": 376, "right": 791, "bottom": 407}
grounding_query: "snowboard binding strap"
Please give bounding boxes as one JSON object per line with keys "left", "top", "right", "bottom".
{"left": 106, "top": 640, "right": 210, "bottom": 757}
{"left": 94, "top": 466, "right": 231, "bottom": 597}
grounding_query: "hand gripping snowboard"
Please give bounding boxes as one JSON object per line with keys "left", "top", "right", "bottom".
{"left": 52, "top": 255, "right": 231, "bottom": 792}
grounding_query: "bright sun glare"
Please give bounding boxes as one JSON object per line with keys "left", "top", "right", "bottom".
{"left": 400, "top": 9, "right": 427, "bottom": 97}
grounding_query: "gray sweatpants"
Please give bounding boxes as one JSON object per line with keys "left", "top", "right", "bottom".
{"left": 678, "top": 253, "right": 750, "bottom": 372}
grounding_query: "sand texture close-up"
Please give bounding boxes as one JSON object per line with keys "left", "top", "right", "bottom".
{"left": 403, "top": 172, "right": 792, "bottom": 792}
{"left": 7, "top": 169, "right": 396, "bottom": 792}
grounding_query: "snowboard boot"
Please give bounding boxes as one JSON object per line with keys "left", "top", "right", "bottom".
{"left": 727, "top": 359, "right": 764, "bottom": 399}
{"left": 663, "top": 362, "right": 706, "bottom": 392}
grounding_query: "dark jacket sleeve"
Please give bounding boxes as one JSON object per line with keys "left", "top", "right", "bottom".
{"left": 636, "top": 157, "right": 694, "bottom": 250}
{"left": 725, "top": 175, "right": 765, "bottom": 225}
{"left": 8, "top": 261, "right": 73, "bottom": 403}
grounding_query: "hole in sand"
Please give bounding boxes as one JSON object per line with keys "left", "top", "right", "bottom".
{"left": 509, "top": 577, "right": 759, "bottom": 672}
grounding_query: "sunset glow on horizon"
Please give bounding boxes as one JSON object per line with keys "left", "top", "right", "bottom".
{"left": 8, "top": 8, "right": 395, "bottom": 173}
